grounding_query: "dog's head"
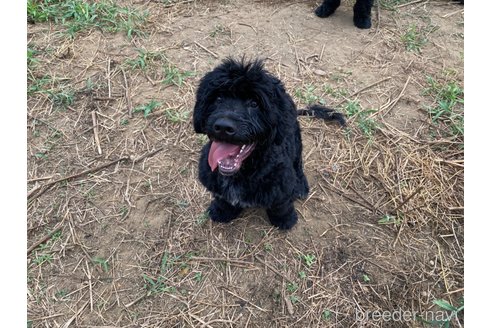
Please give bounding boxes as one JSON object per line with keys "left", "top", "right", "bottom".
{"left": 193, "top": 58, "right": 293, "bottom": 176}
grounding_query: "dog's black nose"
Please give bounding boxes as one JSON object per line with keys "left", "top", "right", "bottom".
{"left": 213, "top": 118, "right": 236, "bottom": 136}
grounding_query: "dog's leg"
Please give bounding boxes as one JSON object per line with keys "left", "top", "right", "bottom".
{"left": 315, "top": 0, "right": 341, "bottom": 18}
{"left": 353, "top": 0, "right": 374, "bottom": 29}
{"left": 208, "top": 197, "right": 243, "bottom": 224}
{"left": 267, "top": 201, "right": 298, "bottom": 230}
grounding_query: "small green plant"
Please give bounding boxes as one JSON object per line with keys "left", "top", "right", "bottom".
{"left": 286, "top": 282, "right": 298, "bottom": 293}
{"left": 27, "top": 48, "right": 39, "bottom": 68}
{"left": 133, "top": 100, "right": 161, "bottom": 118}
{"left": 196, "top": 211, "right": 209, "bottom": 226}
{"left": 323, "top": 85, "right": 348, "bottom": 99}
{"left": 176, "top": 200, "right": 189, "bottom": 208}
{"left": 160, "top": 252, "right": 179, "bottom": 273}
{"left": 210, "top": 24, "right": 226, "bottom": 37}
{"left": 125, "top": 49, "right": 167, "bottom": 71}
{"left": 28, "top": 75, "right": 75, "bottom": 110}
{"left": 54, "top": 289, "right": 69, "bottom": 299}
{"left": 35, "top": 152, "right": 48, "bottom": 160}
{"left": 295, "top": 85, "right": 326, "bottom": 105}
{"left": 344, "top": 100, "right": 379, "bottom": 136}
{"left": 419, "top": 298, "right": 464, "bottom": 327}
{"left": 34, "top": 253, "right": 53, "bottom": 265}
{"left": 194, "top": 272, "right": 203, "bottom": 282}
{"left": 162, "top": 64, "right": 194, "bottom": 87}
{"left": 423, "top": 76, "right": 464, "bottom": 137}
{"left": 142, "top": 274, "right": 175, "bottom": 295}
{"left": 378, "top": 214, "right": 402, "bottom": 225}
{"left": 27, "top": 0, "right": 148, "bottom": 38}
{"left": 164, "top": 108, "right": 190, "bottom": 123}
{"left": 264, "top": 243, "right": 273, "bottom": 252}
{"left": 298, "top": 271, "right": 307, "bottom": 279}
{"left": 402, "top": 24, "right": 427, "bottom": 52}
{"left": 197, "top": 134, "right": 209, "bottom": 145}
{"left": 301, "top": 254, "right": 316, "bottom": 268}
{"left": 92, "top": 257, "right": 110, "bottom": 272}
{"left": 378, "top": 0, "right": 412, "bottom": 10}
{"left": 289, "top": 295, "right": 300, "bottom": 304}
{"left": 322, "top": 309, "right": 332, "bottom": 321}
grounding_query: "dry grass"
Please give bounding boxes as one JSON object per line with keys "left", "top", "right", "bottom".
{"left": 27, "top": 0, "right": 464, "bottom": 327}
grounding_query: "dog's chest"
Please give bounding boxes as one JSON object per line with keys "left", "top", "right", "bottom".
{"left": 217, "top": 178, "right": 255, "bottom": 208}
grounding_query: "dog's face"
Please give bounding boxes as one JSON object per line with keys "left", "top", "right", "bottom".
{"left": 193, "top": 59, "right": 286, "bottom": 176}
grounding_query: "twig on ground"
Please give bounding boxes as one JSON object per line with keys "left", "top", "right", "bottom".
{"left": 335, "top": 77, "right": 392, "bottom": 108}
{"left": 223, "top": 288, "right": 269, "bottom": 313}
{"left": 121, "top": 68, "right": 133, "bottom": 118}
{"left": 28, "top": 157, "right": 129, "bottom": 201}
{"left": 27, "top": 221, "right": 64, "bottom": 255}
{"left": 194, "top": 41, "right": 219, "bottom": 59}
{"left": 91, "top": 111, "right": 102, "bottom": 155}
{"left": 61, "top": 300, "right": 89, "bottom": 328}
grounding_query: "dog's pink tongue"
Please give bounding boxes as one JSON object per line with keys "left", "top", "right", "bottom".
{"left": 208, "top": 141, "right": 241, "bottom": 171}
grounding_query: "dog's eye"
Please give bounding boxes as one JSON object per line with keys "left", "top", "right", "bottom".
{"left": 250, "top": 100, "right": 259, "bottom": 108}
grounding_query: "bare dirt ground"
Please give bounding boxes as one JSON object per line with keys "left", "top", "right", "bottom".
{"left": 27, "top": 1, "right": 464, "bottom": 327}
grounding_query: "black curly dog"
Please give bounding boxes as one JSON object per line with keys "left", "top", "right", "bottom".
{"left": 315, "top": 0, "right": 374, "bottom": 29}
{"left": 193, "top": 58, "right": 345, "bottom": 230}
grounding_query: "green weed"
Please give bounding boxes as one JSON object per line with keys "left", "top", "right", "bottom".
{"left": 54, "top": 289, "right": 69, "bottom": 299}
{"left": 289, "top": 295, "right": 300, "bottom": 304}
{"left": 125, "top": 49, "right": 167, "bottom": 71}
{"left": 92, "top": 257, "right": 110, "bottom": 272}
{"left": 164, "top": 107, "right": 190, "bottom": 123}
{"left": 142, "top": 274, "right": 175, "bottom": 295}
{"left": 323, "top": 85, "right": 348, "bottom": 99}
{"left": 162, "top": 64, "right": 194, "bottom": 87}
{"left": 378, "top": 214, "right": 402, "bottom": 225}
{"left": 34, "top": 254, "right": 53, "bottom": 266}
{"left": 27, "top": 0, "right": 148, "bottom": 38}
{"left": 133, "top": 100, "right": 162, "bottom": 118}
{"left": 418, "top": 298, "right": 464, "bottom": 327}
{"left": 402, "top": 24, "right": 427, "bottom": 52}
{"left": 344, "top": 100, "right": 379, "bottom": 137}
{"left": 197, "top": 134, "right": 209, "bottom": 145}
{"left": 28, "top": 75, "right": 75, "bottom": 110}
{"left": 196, "top": 212, "right": 209, "bottom": 226}
{"left": 160, "top": 252, "right": 180, "bottom": 273}
{"left": 295, "top": 85, "right": 326, "bottom": 105}
{"left": 379, "top": 0, "right": 412, "bottom": 10}
{"left": 286, "top": 282, "right": 298, "bottom": 293}
{"left": 423, "top": 76, "right": 464, "bottom": 137}
{"left": 210, "top": 24, "right": 226, "bottom": 38}
{"left": 301, "top": 254, "right": 316, "bottom": 268}
{"left": 402, "top": 23, "right": 437, "bottom": 53}
{"left": 27, "top": 48, "right": 39, "bottom": 68}
{"left": 194, "top": 272, "right": 203, "bottom": 282}
{"left": 322, "top": 309, "right": 332, "bottom": 320}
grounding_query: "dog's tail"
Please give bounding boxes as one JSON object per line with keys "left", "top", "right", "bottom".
{"left": 297, "top": 105, "right": 346, "bottom": 126}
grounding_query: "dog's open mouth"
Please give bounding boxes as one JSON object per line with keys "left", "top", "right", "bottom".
{"left": 208, "top": 141, "right": 256, "bottom": 175}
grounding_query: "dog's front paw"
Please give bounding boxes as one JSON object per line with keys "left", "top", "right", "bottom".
{"left": 267, "top": 205, "right": 298, "bottom": 230}
{"left": 354, "top": 15, "right": 371, "bottom": 29}
{"left": 208, "top": 199, "right": 243, "bottom": 223}
{"left": 315, "top": 0, "right": 341, "bottom": 17}
{"left": 315, "top": 5, "right": 337, "bottom": 18}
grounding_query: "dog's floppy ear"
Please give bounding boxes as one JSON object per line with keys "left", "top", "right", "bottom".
{"left": 193, "top": 84, "right": 207, "bottom": 134}
{"left": 193, "top": 72, "right": 216, "bottom": 134}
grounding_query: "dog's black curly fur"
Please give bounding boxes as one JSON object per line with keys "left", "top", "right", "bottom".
{"left": 315, "top": 0, "right": 374, "bottom": 29}
{"left": 193, "top": 58, "right": 345, "bottom": 230}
